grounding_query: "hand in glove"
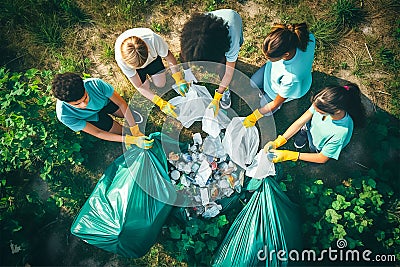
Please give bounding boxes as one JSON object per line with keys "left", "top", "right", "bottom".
{"left": 207, "top": 91, "right": 223, "bottom": 117}
{"left": 172, "top": 72, "right": 189, "bottom": 96}
{"left": 152, "top": 95, "right": 178, "bottom": 118}
{"left": 125, "top": 135, "right": 154, "bottom": 149}
{"left": 243, "top": 109, "right": 263, "bottom": 128}
{"left": 267, "top": 149, "right": 299, "bottom": 163}
{"left": 184, "top": 68, "right": 198, "bottom": 83}
{"left": 129, "top": 125, "right": 144, "bottom": 137}
{"left": 263, "top": 135, "right": 287, "bottom": 152}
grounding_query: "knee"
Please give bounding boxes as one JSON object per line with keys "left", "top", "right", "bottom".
{"left": 151, "top": 74, "right": 166, "bottom": 88}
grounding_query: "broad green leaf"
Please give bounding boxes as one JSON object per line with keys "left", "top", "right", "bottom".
{"left": 169, "top": 225, "right": 182, "bottom": 239}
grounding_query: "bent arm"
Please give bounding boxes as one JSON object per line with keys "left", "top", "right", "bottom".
{"left": 259, "top": 94, "right": 287, "bottom": 114}
{"left": 82, "top": 122, "right": 124, "bottom": 142}
{"left": 281, "top": 110, "right": 313, "bottom": 140}
{"left": 109, "top": 91, "right": 136, "bottom": 127}
{"left": 217, "top": 61, "right": 236, "bottom": 93}
{"left": 128, "top": 73, "right": 155, "bottom": 101}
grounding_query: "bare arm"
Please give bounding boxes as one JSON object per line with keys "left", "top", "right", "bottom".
{"left": 298, "top": 152, "right": 330, "bottom": 163}
{"left": 259, "top": 94, "right": 287, "bottom": 115}
{"left": 283, "top": 110, "right": 330, "bottom": 163}
{"left": 82, "top": 122, "right": 124, "bottom": 142}
{"left": 109, "top": 91, "right": 136, "bottom": 127}
{"left": 217, "top": 61, "right": 236, "bottom": 93}
{"left": 127, "top": 73, "right": 155, "bottom": 101}
{"left": 164, "top": 50, "right": 179, "bottom": 74}
{"left": 281, "top": 110, "right": 313, "bottom": 140}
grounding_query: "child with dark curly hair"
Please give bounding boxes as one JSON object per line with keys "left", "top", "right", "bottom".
{"left": 264, "top": 84, "right": 366, "bottom": 164}
{"left": 243, "top": 23, "right": 316, "bottom": 128}
{"left": 180, "top": 9, "right": 243, "bottom": 116}
{"left": 52, "top": 72, "right": 153, "bottom": 149}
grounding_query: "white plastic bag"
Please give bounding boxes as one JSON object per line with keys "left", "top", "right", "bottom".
{"left": 169, "top": 84, "right": 230, "bottom": 129}
{"left": 222, "top": 117, "right": 260, "bottom": 169}
{"left": 245, "top": 149, "right": 276, "bottom": 179}
{"left": 202, "top": 108, "right": 221, "bottom": 138}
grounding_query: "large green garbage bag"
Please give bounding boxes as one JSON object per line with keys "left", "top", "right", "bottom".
{"left": 70, "top": 132, "right": 177, "bottom": 258}
{"left": 212, "top": 177, "right": 302, "bottom": 266}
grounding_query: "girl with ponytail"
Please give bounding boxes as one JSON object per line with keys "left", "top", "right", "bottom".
{"left": 243, "top": 23, "right": 316, "bottom": 127}
{"left": 264, "top": 84, "right": 366, "bottom": 164}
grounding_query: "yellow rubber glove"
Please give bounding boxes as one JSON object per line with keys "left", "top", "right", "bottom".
{"left": 268, "top": 149, "right": 299, "bottom": 163}
{"left": 172, "top": 72, "right": 189, "bottom": 96}
{"left": 129, "top": 125, "right": 144, "bottom": 137}
{"left": 152, "top": 95, "right": 178, "bottom": 118}
{"left": 243, "top": 109, "right": 263, "bottom": 128}
{"left": 125, "top": 135, "right": 154, "bottom": 149}
{"left": 208, "top": 91, "right": 223, "bottom": 117}
{"left": 263, "top": 135, "right": 287, "bottom": 152}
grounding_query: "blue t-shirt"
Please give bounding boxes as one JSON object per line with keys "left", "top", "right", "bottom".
{"left": 308, "top": 105, "right": 354, "bottom": 160}
{"left": 56, "top": 78, "right": 115, "bottom": 132}
{"left": 209, "top": 9, "right": 243, "bottom": 62}
{"left": 263, "top": 33, "right": 316, "bottom": 101}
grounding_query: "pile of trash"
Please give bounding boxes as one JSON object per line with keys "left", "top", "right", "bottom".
{"left": 167, "top": 132, "right": 244, "bottom": 219}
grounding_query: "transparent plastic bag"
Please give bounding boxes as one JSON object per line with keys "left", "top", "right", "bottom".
{"left": 222, "top": 117, "right": 259, "bottom": 169}
{"left": 202, "top": 107, "right": 221, "bottom": 138}
{"left": 169, "top": 84, "right": 230, "bottom": 129}
{"left": 245, "top": 149, "right": 276, "bottom": 179}
{"left": 202, "top": 135, "right": 226, "bottom": 158}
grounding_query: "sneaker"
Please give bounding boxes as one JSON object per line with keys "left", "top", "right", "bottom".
{"left": 132, "top": 110, "right": 143, "bottom": 124}
{"left": 294, "top": 126, "right": 308, "bottom": 149}
{"left": 220, "top": 89, "right": 231, "bottom": 109}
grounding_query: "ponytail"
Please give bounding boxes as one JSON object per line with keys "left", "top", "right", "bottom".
{"left": 312, "top": 83, "right": 366, "bottom": 127}
{"left": 263, "top": 22, "right": 310, "bottom": 58}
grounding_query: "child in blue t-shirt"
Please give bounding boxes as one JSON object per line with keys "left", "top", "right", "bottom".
{"left": 52, "top": 72, "right": 153, "bottom": 149}
{"left": 243, "top": 23, "right": 316, "bottom": 128}
{"left": 264, "top": 84, "right": 366, "bottom": 163}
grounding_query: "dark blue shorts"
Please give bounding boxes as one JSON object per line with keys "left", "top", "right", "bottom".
{"left": 88, "top": 101, "right": 119, "bottom": 132}
{"left": 137, "top": 56, "right": 165, "bottom": 83}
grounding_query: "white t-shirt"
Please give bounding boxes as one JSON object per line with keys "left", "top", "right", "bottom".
{"left": 115, "top": 28, "right": 169, "bottom": 78}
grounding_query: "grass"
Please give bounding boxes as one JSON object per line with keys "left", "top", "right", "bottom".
{"left": 331, "top": 0, "right": 365, "bottom": 30}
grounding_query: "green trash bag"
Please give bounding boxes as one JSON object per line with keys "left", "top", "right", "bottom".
{"left": 212, "top": 177, "right": 302, "bottom": 266}
{"left": 70, "top": 132, "right": 177, "bottom": 258}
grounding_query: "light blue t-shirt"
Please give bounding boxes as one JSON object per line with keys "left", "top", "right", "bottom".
{"left": 56, "top": 78, "right": 115, "bottom": 132}
{"left": 263, "top": 33, "right": 316, "bottom": 101}
{"left": 209, "top": 9, "right": 243, "bottom": 62}
{"left": 308, "top": 105, "right": 354, "bottom": 160}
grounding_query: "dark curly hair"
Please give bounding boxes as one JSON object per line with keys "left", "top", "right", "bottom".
{"left": 51, "top": 72, "right": 85, "bottom": 102}
{"left": 180, "top": 13, "right": 230, "bottom": 63}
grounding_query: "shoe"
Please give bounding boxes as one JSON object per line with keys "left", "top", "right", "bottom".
{"left": 132, "top": 110, "right": 143, "bottom": 124}
{"left": 220, "top": 89, "right": 231, "bottom": 109}
{"left": 294, "top": 127, "right": 307, "bottom": 149}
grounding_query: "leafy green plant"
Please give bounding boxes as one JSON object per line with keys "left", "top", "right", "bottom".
{"left": 0, "top": 68, "right": 92, "bottom": 179}
{"left": 151, "top": 21, "right": 171, "bottom": 34}
{"left": 162, "top": 214, "right": 230, "bottom": 264}
{"left": 331, "top": 0, "right": 365, "bottom": 30}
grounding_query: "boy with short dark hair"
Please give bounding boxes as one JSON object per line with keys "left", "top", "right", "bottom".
{"left": 52, "top": 72, "right": 153, "bottom": 149}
